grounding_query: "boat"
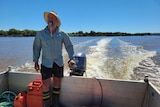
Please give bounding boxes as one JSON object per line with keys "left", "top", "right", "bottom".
{"left": 0, "top": 67, "right": 160, "bottom": 107}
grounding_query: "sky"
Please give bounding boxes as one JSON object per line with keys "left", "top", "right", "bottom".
{"left": 0, "top": 0, "right": 160, "bottom": 33}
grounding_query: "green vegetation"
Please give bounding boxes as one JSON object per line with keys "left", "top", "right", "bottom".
{"left": 0, "top": 29, "right": 37, "bottom": 37}
{"left": 68, "top": 31, "right": 159, "bottom": 36}
{"left": 0, "top": 29, "right": 160, "bottom": 37}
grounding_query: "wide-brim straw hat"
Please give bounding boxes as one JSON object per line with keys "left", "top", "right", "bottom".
{"left": 44, "top": 11, "right": 61, "bottom": 27}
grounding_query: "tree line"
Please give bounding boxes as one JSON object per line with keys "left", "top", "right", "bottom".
{"left": 0, "top": 29, "right": 37, "bottom": 37}
{"left": 68, "top": 31, "right": 156, "bottom": 36}
{"left": 0, "top": 29, "right": 159, "bottom": 37}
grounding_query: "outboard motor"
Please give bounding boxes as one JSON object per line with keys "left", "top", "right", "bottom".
{"left": 70, "top": 52, "right": 86, "bottom": 76}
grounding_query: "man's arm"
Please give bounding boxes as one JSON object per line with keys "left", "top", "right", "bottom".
{"left": 33, "top": 32, "right": 41, "bottom": 72}
{"left": 63, "top": 32, "right": 74, "bottom": 60}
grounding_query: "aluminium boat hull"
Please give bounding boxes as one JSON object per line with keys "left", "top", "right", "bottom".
{"left": 0, "top": 70, "right": 160, "bottom": 107}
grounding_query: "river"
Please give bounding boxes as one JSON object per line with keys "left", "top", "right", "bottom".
{"left": 0, "top": 36, "right": 160, "bottom": 90}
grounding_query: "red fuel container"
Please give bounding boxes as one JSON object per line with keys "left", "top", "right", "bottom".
{"left": 14, "top": 91, "right": 27, "bottom": 107}
{"left": 26, "top": 80, "right": 43, "bottom": 107}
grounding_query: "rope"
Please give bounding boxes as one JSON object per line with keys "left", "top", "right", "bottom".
{"left": 0, "top": 91, "right": 16, "bottom": 107}
{"left": 94, "top": 78, "right": 103, "bottom": 107}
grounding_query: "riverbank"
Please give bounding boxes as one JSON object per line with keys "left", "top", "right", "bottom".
{"left": 0, "top": 29, "right": 160, "bottom": 37}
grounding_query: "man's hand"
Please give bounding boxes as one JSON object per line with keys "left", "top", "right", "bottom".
{"left": 68, "top": 60, "right": 76, "bottom": 69}
{"left": 34, "top": 62, "right": 40, "bottom": 72}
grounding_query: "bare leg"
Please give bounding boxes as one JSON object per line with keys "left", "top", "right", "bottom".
{"left": 52, "top": 76, "right": 62, "bottom": 107}
{"left": 42, "top": 77, "right": 51, "bottom": 90}
{"left": 53, "top": 76, "right": 61, "bottom": 88}
{"left": 42, "top": 78, "right": 51, "bottom": 107}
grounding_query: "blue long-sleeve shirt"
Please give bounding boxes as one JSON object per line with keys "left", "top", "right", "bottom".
{"left": 33, "top": 27, "right": 74, "bottom": 68}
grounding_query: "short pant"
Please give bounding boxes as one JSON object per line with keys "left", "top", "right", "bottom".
{"left": 40, "top": 63, "right": 63, "bottom": 80}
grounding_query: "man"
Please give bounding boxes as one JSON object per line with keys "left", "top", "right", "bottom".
{"left": 33, "top": 11, "right": 75, "bottom": 107}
